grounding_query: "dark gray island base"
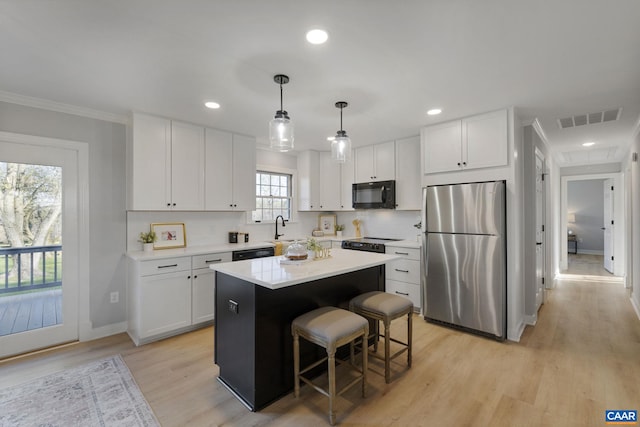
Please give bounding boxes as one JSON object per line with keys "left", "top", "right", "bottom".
{"left": 214, "top": 265, "right": 384, "bottom": 411}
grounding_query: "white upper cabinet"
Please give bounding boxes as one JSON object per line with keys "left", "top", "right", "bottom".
{"left": 340, "top": 150, "right": 355, "bottom": 210}
{"left": 318, "top": 151, "right": 342, "bottom": 211}
{"left": 421, "top": 120, "right": 462, "bottom": 174}
{"left": 462, "top": 109, "right": 508, "bottom": 170}
{"left": 354, "top": 141, "right": 395, "bottom": 182}
{"left": 204, "top": 129, "right": 256, "bottom": 211}
{"left": 297, "top": 151, "right": 320, "bottom": 211}
{"left": 231, "top": 134, "right": 256, "bottom": 211}
{"left": 129, "top": 113, "right": 204, "bottom": 210}
{"left": 171, "top": 121, "right": 205, "bottom": 210}
{"left": 422, "top": 109, "right": 508, "bottom": 175}
{"left": 297, "top": 150, "right": 354, "bottom": 211}
{"left": 394, "top": 136, "right": 421, "bottom": 210}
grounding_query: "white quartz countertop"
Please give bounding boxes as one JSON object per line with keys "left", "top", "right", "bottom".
{"left": 210, "top": 248, "right": 401, "bottom": 290}
{"left": 125, "top": 241, "right": 276, "bottom": 261}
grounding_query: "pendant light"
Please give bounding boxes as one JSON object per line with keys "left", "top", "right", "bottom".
{"left": 331, "top": 101, "right": 351, "bottom": 163}
{"left": 269, "top": 74, "right": 294, "bottom": 152}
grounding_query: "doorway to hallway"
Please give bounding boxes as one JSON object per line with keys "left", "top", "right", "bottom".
{"left": 560, "top": 173, "right": 626, "bottom": 281}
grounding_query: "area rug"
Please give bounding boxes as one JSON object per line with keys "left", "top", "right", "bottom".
{"left": 0, "top": 355, "right": 159, "bottom": 427}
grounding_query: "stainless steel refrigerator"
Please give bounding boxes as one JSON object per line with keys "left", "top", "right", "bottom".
{"left": 421, "top": 180, "right": 506, "bottom": 340}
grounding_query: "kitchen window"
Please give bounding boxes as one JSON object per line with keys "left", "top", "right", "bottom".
{"left": 252, "top": 171, "right": 292, "bottom": 222}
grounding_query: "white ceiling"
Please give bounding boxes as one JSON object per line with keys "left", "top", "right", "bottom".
{"left": 2, "top": 1, "right": 639, "bottom": 167}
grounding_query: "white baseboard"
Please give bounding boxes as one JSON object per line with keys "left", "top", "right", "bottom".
{"left": 508, "top": 320, "right": 526, "bottom": 342}
{"left": 524, "top": 314, "right": 537, "bottom": 326}
{"left": 631, "top": 294, "right": 640, "bottom": 321}
{"left": 80, "top": 321, "right": 128, "bottom": 342}
{"left": 576, "top": 249, "right": 604, "bottom": 255}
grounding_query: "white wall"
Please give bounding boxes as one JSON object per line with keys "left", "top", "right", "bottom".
{"left": 0, "top": 101, "right": 127, "bottom": 332}
{"left": 624, "top": 127, "right": 640, "bottom": 317}
{"left": 522, "top": 124, "right": 554, "bottom": 322}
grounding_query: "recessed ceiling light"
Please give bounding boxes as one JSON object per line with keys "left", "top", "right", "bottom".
{"left": 582, "top": 142, "right": 595, "bottom": 147}
{"left": 204, "top": 101, "right": 220, "bottom": 109}
{"left": 427, "top": 108, "right": 442, "bottom": 116}
{"left": 306, "top": 29, "right": 328, "bottom": 45}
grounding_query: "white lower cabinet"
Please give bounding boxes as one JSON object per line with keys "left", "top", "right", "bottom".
{"left": 191, "top": 252, "right": 232, "bottom": 324}
{"left": 128, "top": 251, "right": 231, "bottom": 345}
{"left": 385, "top": 246, "right": 421, "bottom": 311}
{"left": 139, "top": 269, "right": 192, "bottom": 339}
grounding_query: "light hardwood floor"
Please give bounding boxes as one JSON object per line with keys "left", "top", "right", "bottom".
{"left": 562, "top": 253, "right": 615, "bottom": 277}
{"left": 1, "top": 276, "right": 639, "bottom": 426}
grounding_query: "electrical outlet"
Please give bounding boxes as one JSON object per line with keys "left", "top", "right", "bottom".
{"left": 228, "top": 299, "right": 239, "bottom": 314}
{"left": 110, "top": 292, "right": 119, "bottom": 303}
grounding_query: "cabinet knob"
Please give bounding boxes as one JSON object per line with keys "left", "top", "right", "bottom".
{"left": 462, "top": 162, "right": 467, "bottom": 166}
{"left": 457, "top": 162, "right": 461, "bottom": 167}
{"left": 167, "top": 203, "right": 171, "bottom": 207}
{"left": 230, "top": 204, "right": 233, "bottom": 207}
{"left": 187, "top": 275, "right": 191, "bottom": 279}
{"left": 194, "top": 275, "right": 198, "bottom": 279}
{"left": 172, "top": 203, "right": 176, "bottom": 206}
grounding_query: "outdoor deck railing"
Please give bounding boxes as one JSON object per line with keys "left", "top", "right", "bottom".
{"left": 0, "top": 245, "right": 62, "bottom": 294}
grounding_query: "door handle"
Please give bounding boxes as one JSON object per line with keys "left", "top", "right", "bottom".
{"left": 395, "top": 268, "right": 410, "bottom": 273}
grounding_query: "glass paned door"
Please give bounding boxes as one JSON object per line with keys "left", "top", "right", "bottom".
{"left": 0, "top": 140, "right": 79, "bottom": 359}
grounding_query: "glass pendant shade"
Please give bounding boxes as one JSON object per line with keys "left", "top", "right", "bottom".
{"left": 331, "top": 131, "right": 351, "bottom": 163}
{"left": 269, "top": 74, "right": 294, "bottom": 152}
{"left": 331, "top": 101, "right": 351, "bottom": 163}
{"left": 269, "top": 114, "right": 294, "bottom": 152}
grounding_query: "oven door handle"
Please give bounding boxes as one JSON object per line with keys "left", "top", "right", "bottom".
{"left": 380, "top": 186, "right": 386, "bottom": 203}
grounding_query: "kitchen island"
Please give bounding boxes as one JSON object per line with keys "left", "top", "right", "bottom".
{"left": 210, "top": 248, "right": 400, "bottom": 411}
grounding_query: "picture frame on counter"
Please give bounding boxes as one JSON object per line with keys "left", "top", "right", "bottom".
{"left": 151, "top": 222, "right": 187, "bottom": 249}
{"left": 318, "top": 214, "right": 337, "bottom": 236}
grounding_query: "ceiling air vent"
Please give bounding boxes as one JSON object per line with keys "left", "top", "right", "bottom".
{"left": 557, "top": 108, "right": 621, "bottom": 129}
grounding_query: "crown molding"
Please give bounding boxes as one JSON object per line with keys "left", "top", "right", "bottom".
{"left": 531, "top": 118, "right": 550, "bottom": 145}
{"left": 0, "top": 90, "right": 129, "bottom": 125}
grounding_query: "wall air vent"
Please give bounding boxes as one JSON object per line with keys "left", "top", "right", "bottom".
{"left": 557, "top": 108, "right": 622, "bottom": 129}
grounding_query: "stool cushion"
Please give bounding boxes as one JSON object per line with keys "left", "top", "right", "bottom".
{"left": 292, "top": 306, "right": 368, "bottom": 344}
{"left": 350, "top": 291, "right": 412, "bottom": 318}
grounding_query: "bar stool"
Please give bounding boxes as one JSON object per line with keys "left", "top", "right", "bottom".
{"left": 349, "top": 291, "right": 412, "bottom": 383}
{"left": 292, "top": 306, "right": 369, "bottom": 425}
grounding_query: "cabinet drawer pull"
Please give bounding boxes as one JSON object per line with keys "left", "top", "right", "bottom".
{"left": 157, "top": 264, "right": 178, "bottom": 269}
{"left": 395, "top": 291, "right": 410, "bottom": 296}
{"left": 395, "top": 268, "right": 410, "bottom": 273}
{"left": 394, "top": 251, "right": 409, "bottom": 255}
{"left": 205, "top": 259, "right": 223, "bottom": 264}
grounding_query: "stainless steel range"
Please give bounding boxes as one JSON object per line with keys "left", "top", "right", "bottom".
{"left": 341, "top": 237, "right": 401, "bottom": 253}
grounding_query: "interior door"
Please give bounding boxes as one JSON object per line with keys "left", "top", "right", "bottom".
{"left": 603, "top": 179, "right": 614, "bottom": 273}
{"left": 0, "top": 141, "right": 80, "bottom": 358}
{"left": 535, "top": 154, "right": 545, "bottom": 309}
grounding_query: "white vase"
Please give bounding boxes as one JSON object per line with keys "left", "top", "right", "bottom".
{"left": 336, "top": 230, "right": 343, "bottom": 238}
{"left": 143, "top": 243, "right": 154, "bottom": 252}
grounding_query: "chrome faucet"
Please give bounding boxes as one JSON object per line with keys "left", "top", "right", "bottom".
{"left": 275, "top": 215, "right": 287, "bottom": 240}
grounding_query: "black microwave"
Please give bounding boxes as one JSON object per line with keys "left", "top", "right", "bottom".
{"left": 352, "top": 180, "right": 396, "bottom": 209}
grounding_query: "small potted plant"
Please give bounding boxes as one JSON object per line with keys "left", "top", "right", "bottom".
{"left": 334, "top": 224, "right": 345, "bottom": 238}
{"left": 306, "top": 238, "right": 322, "bottom": 259}
{"left": 139, "top": 230, "right": 157, "bottom": 252}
